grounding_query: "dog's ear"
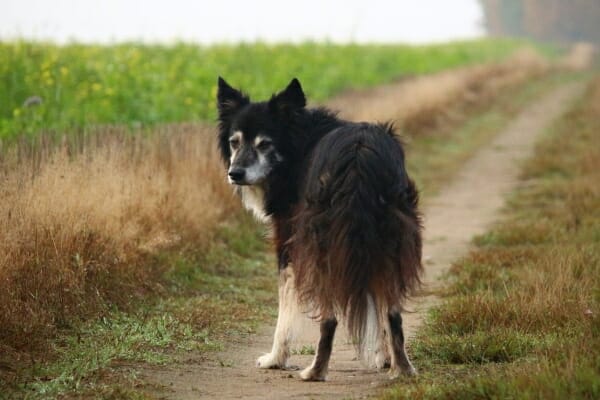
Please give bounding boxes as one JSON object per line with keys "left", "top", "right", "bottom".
{"left": 268, "top": 78, "right": 306, "bottom": 116}
{"left": 217, "top": 77, "right": 249, "bottom": 120}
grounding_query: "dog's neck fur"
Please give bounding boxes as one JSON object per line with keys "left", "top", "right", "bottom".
{"left": 239, "top": 185, "right": 270, "bottom": 223}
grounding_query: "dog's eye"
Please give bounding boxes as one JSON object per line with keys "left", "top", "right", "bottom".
{"left": 229, "top": 138, "right": 240, "bottom": 149}
{"left": 256, "top": 140, "right": 272, "bottom": 151}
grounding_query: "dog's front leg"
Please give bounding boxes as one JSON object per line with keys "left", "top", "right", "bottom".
{"left": 257, "top": 266, "right": 298, "bottom": 369}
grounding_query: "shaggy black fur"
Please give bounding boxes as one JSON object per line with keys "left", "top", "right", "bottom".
{"left": 217, "top": 77, "right": 422, "bottom": 358}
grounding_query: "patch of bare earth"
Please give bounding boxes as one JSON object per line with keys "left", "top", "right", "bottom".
{"left": 141, "top": 76, "right": 585, "bottom": 398}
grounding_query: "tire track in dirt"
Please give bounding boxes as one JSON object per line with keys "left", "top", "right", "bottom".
{"left": 142, "top": 81, "right": 584, "bottom": 400}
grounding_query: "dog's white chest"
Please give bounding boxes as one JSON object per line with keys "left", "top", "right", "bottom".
{"left": 240, "top": 186, "right": 270, "bottom": 223}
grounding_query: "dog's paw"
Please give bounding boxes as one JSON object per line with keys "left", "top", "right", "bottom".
{"left": 375, "top": 352, "right": 391, "bottom": 369}
{"left": 299, "top": 366, "right": 326, "bottom": 381}
{"left": 256, "top": 353, "right": 286, "bottom": 369}
{"left": 388, "top": 365, "right": 417, "bottom": 379}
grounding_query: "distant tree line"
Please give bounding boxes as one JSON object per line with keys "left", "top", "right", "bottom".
{"left": 480, "top": 0, "right": 600, "bottom": 43}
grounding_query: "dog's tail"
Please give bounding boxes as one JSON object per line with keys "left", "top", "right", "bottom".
{"left": 292, "top": 123, "right": 422, "bottom": 349}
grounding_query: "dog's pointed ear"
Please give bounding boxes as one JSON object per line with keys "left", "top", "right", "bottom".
{"left": 217, "top": 76, "right": 249, "bottom": 119}
{"left": 268, "top": 78, "right": 306, "bottom": 116}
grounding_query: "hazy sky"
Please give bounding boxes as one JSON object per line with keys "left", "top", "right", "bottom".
{"left": 2, "top": 0, "right": 485, "bottom": 44}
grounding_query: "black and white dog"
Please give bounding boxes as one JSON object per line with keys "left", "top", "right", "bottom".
{"left": 216, "top": 77, "right": 422, "bottom": 381}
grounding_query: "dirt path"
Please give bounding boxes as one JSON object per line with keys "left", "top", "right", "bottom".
{"left": 142, "top": 81, "right": 583, "bottom": 399}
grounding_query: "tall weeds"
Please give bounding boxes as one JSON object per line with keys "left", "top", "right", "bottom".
{"left": 0, "top": 125, "right": 236, "bottom": 350}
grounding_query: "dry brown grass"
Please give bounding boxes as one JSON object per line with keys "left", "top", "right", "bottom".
{"left": 327, "top": 49, "right": 550, "bottom": 135}
{"left": 438, "top": 247, "right": 598, "bottom": 334}
{"left": 435, "top": 75, "right": 600, "bottom": 338}
{"left": 0, "top": 124, "right": 237, "bottom": 350}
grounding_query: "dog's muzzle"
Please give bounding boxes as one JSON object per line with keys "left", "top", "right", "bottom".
{"left": 228, "top": 167, "right": 246, "bottom": 185}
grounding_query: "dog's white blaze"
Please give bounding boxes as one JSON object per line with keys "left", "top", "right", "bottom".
{"left": 240, "top": 185, "right": 270, "bottom": 223}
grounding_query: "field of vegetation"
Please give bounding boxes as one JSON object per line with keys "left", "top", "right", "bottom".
{"left": 0, "top": 38, "right": 572, "bottom": 398}
{"left": 0, "top": 39, "right": 529, "bottom": 138}
{"left": 382, "top": 75, "right": 600, "bottom": 400}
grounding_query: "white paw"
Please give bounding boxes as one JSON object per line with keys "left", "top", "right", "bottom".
{"left": 299, "top": 366, "right": 326, "bottom": 381}
{"left": 388, "top": 365, "right": 417, "bottom": 379}
{"left": 375, "top": 352, "right": 390, "bottom": 369}
{"left": 256, "top": 352, "right": 286, "bottom": 369}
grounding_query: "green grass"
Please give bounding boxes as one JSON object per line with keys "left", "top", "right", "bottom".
{"left": 7, "top": 313, "right": 202, "bottom": 398}
{"left": 380, "top": 75, "right": 600, "bottom": 400}
{"left": 0, "top": 38, "right": 530, "bottom": 138}
{"left": 292, "top": 345, "right": 316, "bottom": 356}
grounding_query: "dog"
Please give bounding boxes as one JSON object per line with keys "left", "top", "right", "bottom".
{"left": 216, "top": 77, "right": 422, "bottom": 381}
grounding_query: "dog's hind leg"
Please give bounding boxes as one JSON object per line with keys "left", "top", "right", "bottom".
{"left": 299, "top": 317, "right": 337, "bottom": 381}
{"left": 387, "top": 308, "right": 417, "bottom": 378}
{"left": 375, "top": 328, "right": 391, "bottom": 369}
{"left": 257, "top": 267, "right": 299, "bottom": 369}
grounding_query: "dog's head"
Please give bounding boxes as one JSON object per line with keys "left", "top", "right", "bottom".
{"left": 216, "top": 77, "right": 306, "bottom": 185}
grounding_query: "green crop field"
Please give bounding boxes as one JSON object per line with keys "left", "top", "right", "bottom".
{"left": 0, "top": 39, "right": 528, "bottom": 138}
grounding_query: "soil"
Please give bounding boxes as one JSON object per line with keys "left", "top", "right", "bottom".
{"left": 141, "top": 81, "right": 584, "bottom": 399}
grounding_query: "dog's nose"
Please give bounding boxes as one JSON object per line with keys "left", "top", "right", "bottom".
{"left": 228, "top": 168, "right": 245, "bottom": 183}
